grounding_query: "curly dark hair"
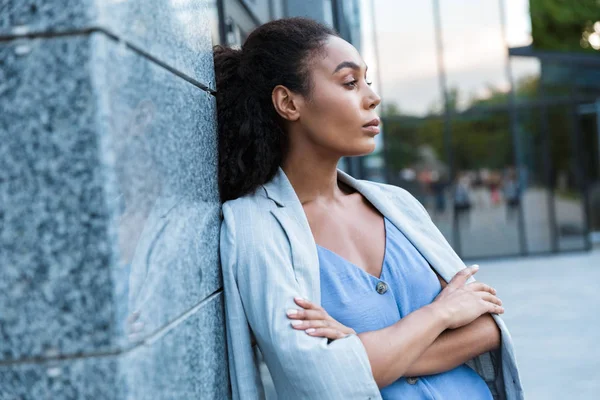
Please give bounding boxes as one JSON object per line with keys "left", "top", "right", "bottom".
{"left": 214, "top": 17, "right": 338, "bottom": 202}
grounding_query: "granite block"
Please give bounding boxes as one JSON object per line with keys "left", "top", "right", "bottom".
{"left": 0, "top": 32, "right": 221, "bottom": 361}
{"left": 0, "top": 356, "right": 119, "bottom": 400}
{"left": 0, "top": 0, "right": 96, "bottom": 34}
{"left": 91, "top": 33, "right": 221, "bottom": 344}
{"left": 0, "top": 35, "right": 116, "bottom": 362}
{"left": 99, "top": 0, "right": 217, "bottom": 89}
{"left": 0, "top": 293, "right": 229, "bottom": 399}
{"left": 0, "top": 0, "right": 216, "bottom": 89}
{"left": 122, "top": 292, "right": 230, "bottom": 399}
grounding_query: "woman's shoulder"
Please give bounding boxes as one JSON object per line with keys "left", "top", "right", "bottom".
{"left": 220, "top": 186, "right": 285, "bottom": 245}
{"left": 220, "top": 186, "right": 293, "bottom": 278}
{"left": 222, "top": 185, "right": 272, "bottom": 215}
{"left": 359, "top": 179, "right": 420, "bottom": 202}
{"left": 358, "top": 179, "right": 429, "bottom": 217}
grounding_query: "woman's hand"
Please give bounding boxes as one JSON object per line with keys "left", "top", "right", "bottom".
{"left": 287, "top": 297, "right": 356, "bottom": 340}
{"left": 433, "top": 265, "right": 504, "bottom": 330}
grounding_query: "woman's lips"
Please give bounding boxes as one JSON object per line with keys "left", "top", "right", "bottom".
{"left": 362, "top": 119, "right": 380, "bottom": 135}
{"left": 362, "top": 125, "right": 380, "bottom": 134}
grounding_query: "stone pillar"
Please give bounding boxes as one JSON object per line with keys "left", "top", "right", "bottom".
{"left": 0, "top": 1, "right": 229, "bottom": 398}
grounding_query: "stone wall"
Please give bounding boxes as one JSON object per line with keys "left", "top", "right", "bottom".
{"left": 0, "top": 1, "right": 228, "bottom": 398}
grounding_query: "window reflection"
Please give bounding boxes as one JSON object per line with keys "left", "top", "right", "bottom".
{"left": 376, "top": 0, "right": 594, "bottom": 256}
{"left": 515, "top": 107, "right": 554, "bottom": 253}
{"left": 374, "top": 0, "right": 440, "bottom": 117}
{"left": 439, "top": 0, "right": 509, "bottom": 112}
{"left": 548, "top": 105, "right": 588, "bottom": 251}
{"left": 207, "top": 0, "right": 222, "bottom": 46}
{"left": 383, "top": 116, "right": 454, "bottom": 246}
{"left": 451, "top": 111, "right": 521, "bottom": 258}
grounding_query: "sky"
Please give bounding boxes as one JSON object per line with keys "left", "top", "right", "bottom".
{"left": 370, "top": 0, "right": 539, "bottom": 115}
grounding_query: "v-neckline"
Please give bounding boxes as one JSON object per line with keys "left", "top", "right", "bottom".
{"left": 316, "top": 217, "right": 389, "bottom": 280}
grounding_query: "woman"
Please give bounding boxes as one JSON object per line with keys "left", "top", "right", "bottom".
{"left": 216, "top": 18, "right": 523, "bottom": 399}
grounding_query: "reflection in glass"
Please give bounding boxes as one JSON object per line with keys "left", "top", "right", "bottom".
{"left": 451, "top": 111, "right": 521, "bottom": 258}
{"left": 530, "top": 0, "right": 600, "bottom": 54}
{"left": 383, "top": 117, "right": 454, "bottom": 247}
{"left": 548, "top": 105, "right": 588, "bottom": 251}
{"left": 114, "top": 94, "right": 221, "bottom": 344}
{"left": 240, "top": 0, "right": 271, "bottom": 24}
{"left": 377, "top": 0, "right": 594, "bottom": 257}
{"left": 374, "top": 0, "right": 440, "bottom": 117}
{"left": 578, "top": 101, "right": 600, "bottom": 237}
{"left": 439, "top": 0, "right": 509, "bottom": 112}
{"left": 504, "top": 0, "right": 533, "bottom": 48}
{"left": 509, "top": 57, "right": 541, "bottom": 104}
{"left": 225, "top": 17, "right": 247, "bottom": 47}
{"left": 359, "top": 0, "right": 384, "bottom": 181}
{"left": 102, "top": 51, "right": 221, "bottom": 349}
{"left": 208, "top": 0, "right": 222, "bottom": 46}
{"left": 515, "top": 107, "right": 553, "bottom": 253}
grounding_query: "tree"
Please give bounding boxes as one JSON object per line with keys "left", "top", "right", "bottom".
{"left": 530, "top": 0, "right": 600, "bottom": 53}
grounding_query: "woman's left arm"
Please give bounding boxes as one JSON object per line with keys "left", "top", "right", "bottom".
{"left": 403, "top": 274, "right": 500, "bottom": 376}
{"left": 404, "top": 313, "right": 500, "bottom": 376}
{"left": 289, "top": 274, "right": 501, "bottom": 377}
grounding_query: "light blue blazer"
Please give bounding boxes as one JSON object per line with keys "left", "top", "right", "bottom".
{"left": 220, "top": 167, "right": 524, "bottom": 400}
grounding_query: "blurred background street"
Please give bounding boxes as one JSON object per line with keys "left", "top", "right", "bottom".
{"left": 476, "top": 248, "right": 600, "bottom": 399}
{"left": 370, "top": 0, "right": 600, "bottom": 260}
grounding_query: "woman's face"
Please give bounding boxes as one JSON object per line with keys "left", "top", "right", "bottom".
{"left": 296, "top": 35, "right": 381, "bottom": 157}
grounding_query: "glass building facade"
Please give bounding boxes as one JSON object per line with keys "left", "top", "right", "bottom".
{"left": 210, "top": 0, "right": 597, "bottom": 259}
{"left": 376, "top": 0, "right": 597, "bottom": 258}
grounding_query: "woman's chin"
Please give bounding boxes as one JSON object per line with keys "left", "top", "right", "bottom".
{"left": 347, "top": 139, "right": 376, "bottom": 156}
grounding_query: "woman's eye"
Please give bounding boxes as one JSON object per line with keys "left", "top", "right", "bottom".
{"left": 344, "top": 79, "right": 372, "bottom": 88}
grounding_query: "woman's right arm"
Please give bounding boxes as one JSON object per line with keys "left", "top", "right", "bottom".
{"left": 358, "top": 266, "right": 503, "bottom": 388}
{"left": 220, "top": 203, "right": 382, "bottom": 399}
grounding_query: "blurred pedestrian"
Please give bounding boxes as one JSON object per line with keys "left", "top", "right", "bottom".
{"left": 453, "top": 172, "right": 472, "bottom": 227}
{"left": 504, "top": 167, "right": 520, "bottom": 221}
{"left": 488, "top": 171, "right": 502, "bottom": 206}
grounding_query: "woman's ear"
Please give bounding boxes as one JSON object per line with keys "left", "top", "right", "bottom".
{"left": 272, "top": 85, "right": 301, "bottom": 122}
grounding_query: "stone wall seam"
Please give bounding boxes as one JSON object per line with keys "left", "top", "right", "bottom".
{"left": 0, "top": 27, "right": 216, "bottom": 95}
{"left": 142, "top": 289, "right": 224, "bottom": 347}
{"left": 0, "top": 291, "right": 224, "bottom": 369}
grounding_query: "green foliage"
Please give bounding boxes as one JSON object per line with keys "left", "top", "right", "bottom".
{"left": 530, "top": 0, "right": 600, "bottom": 52}
{"left": 381, "top": 74, "right": 576, "bottom": 189}
{"left": 382, "top": 77, "right": 540, "bottom": 175}
{"left": 381, "top": 102, "right": 402, "bottom": 117}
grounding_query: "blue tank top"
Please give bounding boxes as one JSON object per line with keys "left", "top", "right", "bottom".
{"left": 318, "top": 217, "right": 493, "bottom": 400}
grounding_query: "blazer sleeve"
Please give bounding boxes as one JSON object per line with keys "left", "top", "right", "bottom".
{"left": 220, "top": 202, "right": 382, "bottom": 400}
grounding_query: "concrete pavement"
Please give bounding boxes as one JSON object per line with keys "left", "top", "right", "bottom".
{"left": 475, "top": 249, "right": 600, "bottom": 400}
{"left": 428, "top": 188, "right": 589, "bottom": 259}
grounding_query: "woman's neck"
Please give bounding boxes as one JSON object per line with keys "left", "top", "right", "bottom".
{"left": 281, "top": 153, "right": 352, "bottom": 206}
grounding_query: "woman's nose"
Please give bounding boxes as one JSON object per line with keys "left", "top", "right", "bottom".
{"left": 366, "top": 90, "right": 381, "bottom": 110}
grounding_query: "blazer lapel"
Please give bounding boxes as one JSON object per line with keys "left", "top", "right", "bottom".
{"left": 262, "top": 167, "right": 467, "bottom": 305}
{"left": 262, "top": 168, "right": 321, "bottom": 303}
{"left": 337, "top": 170, "right": 467, "bottom": 284}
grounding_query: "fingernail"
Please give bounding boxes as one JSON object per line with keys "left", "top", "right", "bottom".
{"left": 472, "top": 264, "right": 479, "bottom": 269}
{"left": 294, "top": 297, "right": 304, "bottom": 302}
{"left": 291, "top": 320, "right": 303, "bottom": 326}
{"left": 305, "top": 328, "right": 316, "bottom": 334}
{"left": 287, "top": 309, "right": 298, "bottom": 316}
